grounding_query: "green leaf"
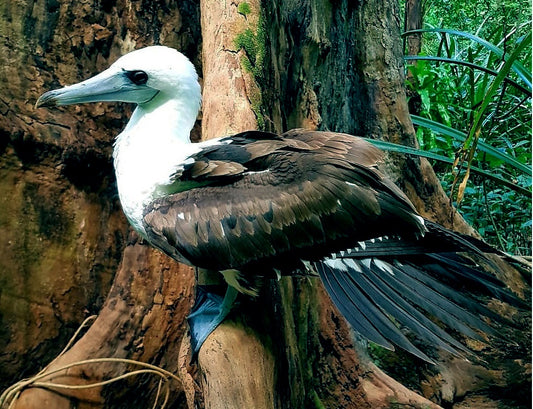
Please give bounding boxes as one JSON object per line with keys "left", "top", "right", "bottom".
{"left": 463, "top": 32, "right": 532, "bottom": 167}
{"left": 404, "top": 28, "right": 532, "bottom": 91}
{"left": 403, "top": 56, "right": 531, "bottom": 96}
{"left": 362, "top": 138, "right": 531, "bottom": 197}
{"left": 363, "top": 138, "right": 531, "bottom": 196}
{"left": 411, "top": 115, "right": 532, "bottom": 175}
{"left": 419, "top": 89, "right": 431, "bottom": 112}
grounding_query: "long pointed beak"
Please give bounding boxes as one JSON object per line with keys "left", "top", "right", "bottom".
{"left": 36, "top": 68, "right": 159, "bottom": 108}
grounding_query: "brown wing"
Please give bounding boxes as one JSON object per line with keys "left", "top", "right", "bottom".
{"left": 142, "top": 129, "right": 526, "bottom": 361}
{"left": 143, "top": 130, "right": 426, "bottom": 272}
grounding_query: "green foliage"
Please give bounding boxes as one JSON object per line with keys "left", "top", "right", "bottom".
{"left": 237, "top": 2, "right": 251, "bottom": 16}
{"left": 233, "top": 14, "right": 268, "bottom": 128}
{"left": 403, "top": 10, "right": 532, "bottom": 255}
{"left": 367, "top": 136, "right": 530, "bottom": 196}
{"left": 422, "top": 0, "right": 531, "bottom": 47}
{"left": 234, "top": 22, "right": 267, "bottom": 80}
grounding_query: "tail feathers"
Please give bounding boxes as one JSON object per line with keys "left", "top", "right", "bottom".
{"left": 315, "top": 255, "right": 512, "bottom": 363}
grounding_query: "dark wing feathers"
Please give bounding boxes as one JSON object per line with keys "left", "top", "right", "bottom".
{"left": 346, "top": 260, "right": 470, "bottom": 354}
{"left": 316, "top": 256, "right": 498, "bottom": 359}
{"left": 144, "top": 130, "right": 424, "bottom": 270}
{"left": 318, "top": 259, "right": 439, "bottom": 362}
{"left": 321, "top": 258, "right": 467, "bottom": 359}
{"left": 142, "top": 129, "right": 525, "bottom": 361}
{"left": 316, "top": 261, "right": 398, "bottom": 352}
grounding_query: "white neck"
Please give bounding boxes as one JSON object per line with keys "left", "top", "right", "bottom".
{"left": 113, "top": 92, "right": 200, "bottom": 236}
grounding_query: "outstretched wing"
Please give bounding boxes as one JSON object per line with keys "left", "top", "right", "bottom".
{"left": 142, "top": 130, "right": 426, "bottom": 271}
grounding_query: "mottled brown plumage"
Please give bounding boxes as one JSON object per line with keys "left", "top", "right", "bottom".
{"left": 142, "top": 129, "right": 523, "bottom": 361}
{"left": 144, "top": 130, "right": 425, "bottom": 272}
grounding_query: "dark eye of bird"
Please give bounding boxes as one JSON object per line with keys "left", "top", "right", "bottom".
{"left": 126, "top": 70, "right": 148, "bottom": 85}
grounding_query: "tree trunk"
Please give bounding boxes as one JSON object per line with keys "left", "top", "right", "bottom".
{"left": 1, "top": 1, "right": 528, "bottom": 409}
{"left": 197, "top": 1, "right": 276, "bottom": 408}
{"left": 404, "top": 0, "right": 423, "bottom": 57}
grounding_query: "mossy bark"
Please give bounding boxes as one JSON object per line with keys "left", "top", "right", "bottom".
{"left": 0, "top": 0, "right": 529, "bottom": 408}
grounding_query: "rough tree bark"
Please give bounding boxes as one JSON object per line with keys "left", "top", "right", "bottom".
{"left": 197, "top": 1, "right": 276, "bottom": 408}
{"left": 1, "top": 2, "right": 202, "bottom": 408}
{"left": 0, "top": 1, "right": 529, "bottom": 409}
{"left": 404, "top": 0, "right": 423, "bottom": 58}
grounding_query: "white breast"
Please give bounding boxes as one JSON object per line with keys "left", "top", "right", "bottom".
{"left": 113, "top": 99, "right": 201, "bottom": 236}
{"left": 112, "top": 100, "right": 230, "bottom": 237}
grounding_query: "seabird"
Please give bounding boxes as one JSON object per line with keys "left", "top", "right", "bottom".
{"left": 36, "top": 46, "right": 523, "bottom": 362}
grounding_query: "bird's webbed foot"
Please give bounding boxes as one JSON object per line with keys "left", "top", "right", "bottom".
{"left": 187, "top": 284, "right": 239, "bottom": 354}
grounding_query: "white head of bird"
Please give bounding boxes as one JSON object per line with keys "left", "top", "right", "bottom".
{"left": 36, "top": 46, "right": 203, "bottom": 235}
